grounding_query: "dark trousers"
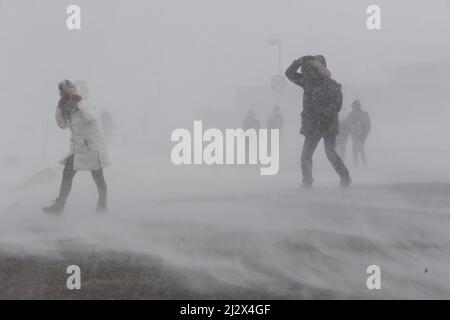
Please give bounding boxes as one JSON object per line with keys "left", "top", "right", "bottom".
{"left": 301, "top": 134, "right": 350, "bottom": 185}
{"left": 351, "top": 136, "right": 367, "bottom": 167}
{"left": 57, "top": 155, "right": 107, "bottom": 206}
{"left": 336, "top": 135, "right": 349, "bottom": 161}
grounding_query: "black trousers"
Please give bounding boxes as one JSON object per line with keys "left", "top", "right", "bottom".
{"left": 351, "top": 136, "right": 367, "bottom": 166}
{"left": 57, "top": 155, "right": 107, "bottom": 206}
{"left": 301, "top": 133, "right": 350, "bottom": 185}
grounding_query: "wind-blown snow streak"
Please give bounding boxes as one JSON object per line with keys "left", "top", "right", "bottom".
{"left": 1, "top": 148, "right": 450, "bottom": 299}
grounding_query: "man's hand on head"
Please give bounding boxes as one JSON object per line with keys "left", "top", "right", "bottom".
{"left": 296, "top": 55, "right": 315, "bottom": 65}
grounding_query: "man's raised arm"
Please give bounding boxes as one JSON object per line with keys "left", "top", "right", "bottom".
{"left": 285, "top": 56, "right": 314, "bottom": 87}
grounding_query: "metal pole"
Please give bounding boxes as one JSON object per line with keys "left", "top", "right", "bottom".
{"left": 277, "top": 41, "right": 282, "bottom": 74}
{"left": 267, "top": 38, "right": 282, "bottom": 75}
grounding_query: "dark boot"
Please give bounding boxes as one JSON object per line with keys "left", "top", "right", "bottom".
{"left": 300, "top": 181, "right": 314, "bottom": 190}
{"left": 92, "top": 169, "right": 108, "bottom": 213}
{"left": 340, "top": 176, "right": 352, "bottom": 188}
{"left": 42, "top": 198, "right": 65, "bottom": 215}
{"left": 96, "top": 202, "right": 108, "bottom": 213}
{"left": 44, "top": 155, "right": 75, "bottom": 215}
{"left": 96, "top": 195, "right": 108, "bottom": 213}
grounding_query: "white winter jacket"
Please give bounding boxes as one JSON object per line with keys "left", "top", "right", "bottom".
{"left": 56, "top": 80, "right": 110, "bottom": 171}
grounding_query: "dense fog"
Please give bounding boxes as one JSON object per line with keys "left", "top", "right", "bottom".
{"left": 1, "top": 0, "right": 450, "bottom": 298}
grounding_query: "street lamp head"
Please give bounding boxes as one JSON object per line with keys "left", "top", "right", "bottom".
{"left": 267, "top": 38, "right": 280, "bottom": 46}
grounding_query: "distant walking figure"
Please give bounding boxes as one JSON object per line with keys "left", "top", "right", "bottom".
{"left": 266, "top": 106, "right": 284, "bottom": 135}
{"left": 99, "top": 109, "right": 116, "bottom": 145}
{"left": 346, "top": 100, "right": 371, "bottom": 167}
{"left": 42, "top": 79, "right": 110, "bottom": 214}
{"left": 266, "top": 106, "right": 284, "bottom": 154}
{"left": 243, "top": 109, "right": 261, "bottom": 131}
{"left": 242, "top": 109, "right": 261, "bottom": 163}
{"left": 285, "top": 55, "right": 351, "bottom": 188}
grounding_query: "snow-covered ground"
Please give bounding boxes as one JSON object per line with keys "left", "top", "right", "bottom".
{"left": 1, "top": 142, "right": 450, "bottom": 299}
{"left": 1, "top": 0, "right": 450, "bottom": 300}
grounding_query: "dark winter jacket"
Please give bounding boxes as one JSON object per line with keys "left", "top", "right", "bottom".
{"left": 346, "top": 109, "right": 371, "bottom": 139}
{"left": 285, "top": 58, "right": 343, "bottom": 137}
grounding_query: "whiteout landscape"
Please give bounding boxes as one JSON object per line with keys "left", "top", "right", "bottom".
{"left": 1, "top": 0, "right": 450, "bottom": 299}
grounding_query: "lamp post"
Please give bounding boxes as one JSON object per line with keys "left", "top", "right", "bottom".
{"left": 267, "top": 38, "right": 282, "bottom": 74}
{"left": 267, "top": 38, "right": 286, "bottom": 92}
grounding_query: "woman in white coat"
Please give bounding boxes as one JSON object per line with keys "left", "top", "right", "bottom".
{"left": 43, "top": 79, "right": 110, "bottom": 214}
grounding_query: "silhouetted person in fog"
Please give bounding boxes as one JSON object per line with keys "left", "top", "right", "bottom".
{"left": 346, "top": 100, "right": 371, "bottom": 167}
{"left": 243, "top": 109, "right": 261, "bottom": 131}
{"left": 336, "top": 116, "right": 350, "bottom": 160}
{"left": 242, "top": 109, "right": 261, "bottom": 163}
{"left": 266, "top": 106, "right": 284, "bottom": 155}
{"left": 42, "top": 80, "right": 110, "bottom": 215}
{"left": 266, "top": 106, "right": 284, "bottom": 135}
{"left": 99, "top": 110, "right": 116, "bottom": 145}
{"left": 285, "top": 55, "right": 351, "bottom": 188}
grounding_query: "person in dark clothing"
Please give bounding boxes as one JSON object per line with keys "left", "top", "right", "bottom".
{"left": 242, "top": 110, "right": 261, "bottom": 163}
{"left": 243, "top": 109, "right": 261, "bottom": 131}
{"left": 346, "top": 100, "right": 371, "bottom": 167}
{"left": 285, "top": 55, "right": 351, "bottom": 188}
{"left": 266, "top": 106, "right": 284, "bottom": 155}
{"left": 99, "top": 109, "right": 116, "bottom": 145}
{"left": 266, "top": 105, "right": 284, "bottom": 134}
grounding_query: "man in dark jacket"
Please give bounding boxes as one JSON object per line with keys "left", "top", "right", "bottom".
{"left": 266, "top": 106, "right": 284, "bottom": 134}
{"left": 285, "top": 55, "right": 351, "bottom": 188}
{"left": 346, "top": 100, "right": 371, "bottom": 167}
{"left": 266, "top": 105, "right": 285, "bottom": 155}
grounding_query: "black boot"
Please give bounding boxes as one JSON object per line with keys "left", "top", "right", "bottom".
{"left": 96, "top": 203, "right": 108, "bottom": 213}
{"left": 299, "top": 182, "right": 314, "bottom": 191}
{"left": 96, "top": 198, "right": 108, "bottom": 213}
{"left": 42, "top": 199, "right": 65, "bottom": 215}
{"left": 340, "top": 176, "right": 352, "bottom": 188}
